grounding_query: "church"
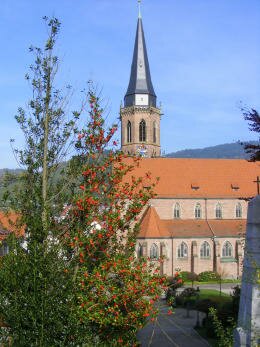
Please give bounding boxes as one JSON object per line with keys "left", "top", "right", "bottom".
{"left": 120, "top": 5, "right": 260, "bottom": 278}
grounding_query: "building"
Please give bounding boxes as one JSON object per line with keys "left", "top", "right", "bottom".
{"left": 121, "top": 5, "right": 260, "bottom": 278}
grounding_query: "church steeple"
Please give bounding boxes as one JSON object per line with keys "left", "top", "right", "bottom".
{"left": 120, "top": 1, "right": 161, "bottom": 158}
{"left": 124, "top": 6, "right": 156, "bottom": 108}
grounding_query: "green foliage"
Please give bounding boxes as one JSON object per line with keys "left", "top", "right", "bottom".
{"left": 198, "top": 271, "right": 220, "bottom": 282}
{"left": 209, "top": 307, "right": 236, "bottom": 347}
{"left": 0, "top": 16, "right": 86, "bottom": 346}
{"left": 180, "top": 271, "right": 198, "bottom": 282}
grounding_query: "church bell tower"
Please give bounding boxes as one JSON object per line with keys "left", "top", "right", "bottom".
{"left": 120, "top": 1, "right": 161, "bottom": 158}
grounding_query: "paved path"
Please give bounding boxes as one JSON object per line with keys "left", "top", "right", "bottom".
{"left": 137, "top": 302, "right": 211, "bottom": 347}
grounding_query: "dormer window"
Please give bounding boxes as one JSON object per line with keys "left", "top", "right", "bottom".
{"left": 231, "top": 183, "right": 239, "bottom": 190}
{"left": 191, "top": 182, "right": 200, "bottom": 190}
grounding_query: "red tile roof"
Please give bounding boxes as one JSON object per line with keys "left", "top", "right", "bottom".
{"left": 0, "top": 211, "right": 24, "bottom": 240}
{"left": 129, "top": 158, "right": 260, "bottom": 198}
{"left": 139, "top": 207, "right": 246, "bottom": 238}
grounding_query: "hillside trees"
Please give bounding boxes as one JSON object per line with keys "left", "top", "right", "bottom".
{"left": 0, "top": 17, "right": 86, "bottom": 346}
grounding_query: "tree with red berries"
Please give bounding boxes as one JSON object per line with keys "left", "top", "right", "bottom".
{"left": 68, "top": 90, "right": 166, "bottom": 346}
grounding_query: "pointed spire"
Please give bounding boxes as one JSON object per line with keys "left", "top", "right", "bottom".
{"left": 138, "top": 0, "right": 142, "bottom": 18}
{"left": 124, "top": 5, "right": 156, "bottom": 108}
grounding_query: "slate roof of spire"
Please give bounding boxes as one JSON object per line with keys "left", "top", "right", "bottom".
{"left": 124, "top": 17, "right": 157, "bottom": 107}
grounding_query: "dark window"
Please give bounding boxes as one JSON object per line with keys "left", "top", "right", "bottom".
{"left": 0, "top": 241, "right": 9, "bottom": 256}
{"left": 216, "top": 203, "right": 222, "bottom": 219}
{"left": 153, "top": 122, "right": 156, "bottom": 143}
{"left": 174, "top": 203, "right": 181, "bottom": 219}
{"left": 127, "top": 121, "right": 132, "bottom": 143}
{"left": 150, "top": 243, "right": 159, "bottom": 259}
{"left": 137, "top": 243, "right": 143, "bottom": 258}
{"left": 236, "top": 203, "right": 242, "bottom": 218}
{"left": 195, "top": 203, "right": 202, "bottom": 219}
{"left": 139, "top": 119, "right": 146, "bottom": 142}
{"left": 178, "top": 242, "right": 188, "bottom": 258}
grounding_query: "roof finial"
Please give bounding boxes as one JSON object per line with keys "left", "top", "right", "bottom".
{"left": 138, "top": 0, "right": 142, "bottom": 18}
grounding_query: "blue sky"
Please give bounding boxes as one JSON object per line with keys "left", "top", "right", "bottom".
{"left": 0, "top": 0, "right": 260, "bottom": 168}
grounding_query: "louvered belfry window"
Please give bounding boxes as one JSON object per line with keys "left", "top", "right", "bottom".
{"left": 127, "top": 120, "right": 132, "bottom": 143}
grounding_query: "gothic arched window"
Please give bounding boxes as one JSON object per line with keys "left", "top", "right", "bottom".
{"left": 150, "top": 243, "right": 159, "bottom": 260}
{"left": 195, "top": 203, "right": 202, "bottom": 219}
{"left": 235, "top": 203, "right": 242, "bottom": 218}
{"left": 137, "top": 243, "right": 143, "bottom": 258}
{"left": 173, "top": 203, "right": 181, "bottom": 219}
{"left": 127, "top": 120, "right": 132, "bottom": 143}
{"left": 153, "top": 121, "right": 156, "bottom": 143}
{"left": 216, "top": 203, "right": 222, "bottom": 219}
{"left": 139, "top": 119, "right": 146, "bottom": 142}
{"left": 177, "top": 242, "right": 188, "bottom": 258}
{"left": 222, "top": 241, "right": 233, "bottom": 258}
{"left": 200, "top": 241, "right": 210, "bottom": 258}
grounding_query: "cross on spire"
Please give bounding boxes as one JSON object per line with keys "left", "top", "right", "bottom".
{"left": 253, "top": 176, "right": 260, "bottom": 195}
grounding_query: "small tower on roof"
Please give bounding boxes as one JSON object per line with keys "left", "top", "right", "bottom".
{"left": 120, "top": 0, "right": 161, "bottom": 158}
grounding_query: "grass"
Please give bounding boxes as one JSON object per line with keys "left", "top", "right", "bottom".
{"left": 185, "top": 279, "right": 240, "bottom": 285}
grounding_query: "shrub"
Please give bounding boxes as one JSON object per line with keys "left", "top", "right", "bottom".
{"left": 180, "top": 287, "right": 197, "bottom": 298}
{"left": 180, "top": 271, "right": 198, "bottom": 282}
{"left": 196, "top": 299, "right": 217, "bottom": 317}
{"left": 198, "top": 271, "right": 220, "bottom": 282}
{"left": 231, "top": 285, "right": 240, "bottom": 318}
{"left": 165, "top": 272, "right": 184, "bottom": 305}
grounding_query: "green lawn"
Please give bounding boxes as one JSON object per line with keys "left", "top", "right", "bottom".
{"left": 185, "top": 279, "right": 240, "bottom": 285}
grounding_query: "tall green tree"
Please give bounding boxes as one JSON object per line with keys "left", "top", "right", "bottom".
{"left": 0, "top": 17, "right": 86, "bottom": 346}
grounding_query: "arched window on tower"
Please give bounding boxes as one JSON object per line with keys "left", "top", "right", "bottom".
{"left": 153, "top": 121, "right": 156, "bottom": 143}
{"left": 200, "top": 241, "right": 210, "bottom": 258}
{"left": 127, "top": 120, "right": 132, "bottom": 143}
{"left": 215, "top": 203, "right": 223, "bottom": 219}
{"left": 139, "top": 119, "right": 146, "bottom": 142}
{"left": 222, "top": 241, "right": 233, "bottom": 258}
{"left": 150, "top": 243, "right": 159, "bottom": 260}
{"left": 177, "top": 242, "right": 188, "bottom": 258}
{"left": 173, "top": 203, "right": 181, "bottom": 219}
{"left": 235, "top": 203, "right": 242, "bottom": 218}
{"left": 195, "top": 203, "right": 202, "bottom": 219}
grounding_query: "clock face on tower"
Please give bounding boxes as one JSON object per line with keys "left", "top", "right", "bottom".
{"left": 135, "top": 94, "right": 148, "bottom": 106}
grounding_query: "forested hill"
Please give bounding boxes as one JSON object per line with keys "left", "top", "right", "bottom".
{"left": 166, "top": 141, "right": 255, "bottom": 159}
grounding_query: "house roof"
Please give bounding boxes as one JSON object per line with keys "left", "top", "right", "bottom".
{"left": 139, "top": 206, "right": 246, "bottom": 238}
{"left": 131, "top": 158, "right": 260, "bottom": 198}
{"left": 0, "top": 211, "right": 24, "bottom": 240}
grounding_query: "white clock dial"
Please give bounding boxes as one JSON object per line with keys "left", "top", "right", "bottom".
{"left": 135, "top": 94, "right": 148, "bottom": 106}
